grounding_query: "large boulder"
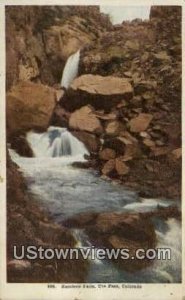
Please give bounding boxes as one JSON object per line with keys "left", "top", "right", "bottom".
{"left": 61, "top": 74, "right": 133, "bottom": 111}
{"left": 99, "top": 148, "right": 116, "bottom": 161}
{"left": 105, "top": 120, "right": 125, "bottom": 137}
{"left": 51, "top": 105, "right": 70, "bottom": 128}
{"left": 43, "top": 19, "right": 93, "bottom": 61}
{"left": 7, "top": 81, "right": 56, "bottom": 138}
{"left": 129, "top": 113, "right": 153, "bottom": 133}
{"left": 103, "top": 137, "right": 125, "bottom": 155}
{"left": 102, "top": 159, "right": 115, "bottom": 176}
{"left": 69, "top": 105, "right": 103, "bottom": 135}
{"left": 64, "top": 211, "right": 156, "bottom": 272}
{"left": 115, "top": 158, "right": 130, "bottom": 175}
{"left": 101, "top": 158, "right": 129, "bottom": 177}
{"left": 71, "top": 131, "right": 101, "bottom": 153}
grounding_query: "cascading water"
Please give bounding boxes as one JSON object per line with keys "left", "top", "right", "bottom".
{"left": 8, "top": 129, "right": 181, "bottom": 283}
{"left": 61, "top": 50, "right": 80, "bottom": 89}
{"left": 26, "top": 126, "right": 89, "bottom": 160}
{"left": 8, "top": 32, "right": 181, "bottom": 283}
{"left": 9, "top": 125, "right": 182, "bottom": 284}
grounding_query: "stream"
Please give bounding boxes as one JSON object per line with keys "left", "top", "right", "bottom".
{"left": 9, "top": 126, "right": 182, "bottom": 283}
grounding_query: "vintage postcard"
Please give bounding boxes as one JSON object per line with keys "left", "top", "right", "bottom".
{"left": 0, "top": 0, "right": 184, "bottom": 299}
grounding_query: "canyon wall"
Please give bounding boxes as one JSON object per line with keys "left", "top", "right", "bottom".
{"left": 6, "top": 5, "right": 182, "bottom": 282}
{"left": 6, "top": 5, "right": 111, "bottom": 90}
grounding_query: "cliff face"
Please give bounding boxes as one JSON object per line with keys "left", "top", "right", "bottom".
{"left": 6, "top": 5, "right": 181, "bottom": 200}
{"left": 6, "top": 6, "right": 111, "bottom": 90}
{"left": 6, "top": 5, "right": 182, "bottom": 283}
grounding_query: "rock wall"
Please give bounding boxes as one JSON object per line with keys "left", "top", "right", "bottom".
{"left": 6, "top": 6, "right": 113, "bottom": 282}
{"left": 56, "top": 6, "right": 182, "bottom": 200}
{"left": 7, "top": 154, "right": 89, "bottom": 282}
{"left": 6, "top": 5, "right": 181, "bottom": 199}
{"left": 5, "top": 5, "right": 182, "bottom": 283}
{"left": 6, "top": 5, "right": 112, "bottom": 154}
{"left": 6, "top": 6, "right": 112, "bottom": 90}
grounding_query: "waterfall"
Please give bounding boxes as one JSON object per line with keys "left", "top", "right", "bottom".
{"left": 26, "top": 127, "right": 89, "bottom": 159}
{"left": 61, "top": 50, "right": 80, "bottom": 89}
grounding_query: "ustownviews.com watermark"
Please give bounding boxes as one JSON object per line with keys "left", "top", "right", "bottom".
{"left": 13, "top": 246, "right": 171, "bottom": 261}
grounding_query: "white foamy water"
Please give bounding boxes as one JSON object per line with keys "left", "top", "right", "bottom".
{"left": 87, "top": 218, "right": 182, "bottom": 283}
{"left": 9, "top": 126, "right": 181, "bottom": 283}
{"left": 26, "top": 126, "right": 89, "bottom": 159}
{"left": 123, "top": 198, "right": 176, "bottom": 213}
{"left": 61, "top": 50, "right": 80, "bottom": 89}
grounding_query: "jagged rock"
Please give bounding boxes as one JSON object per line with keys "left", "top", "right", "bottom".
{"left": 69, "top": 105, "right": 103, "bottom": 135}
{"left": 65, "top": 212, "right": 156, "bottom": 271}
{"left": 141, "top": 51, "right": 149, "bottom": 62}
{"left": 119, "top": 131, "right": 138, "bottom": 144}
{"left": 102, "top": 159, "right": 115, "bottom": 176}
{"left": 124, "top": 71, "right": 132, "bottom": 78}
{"left": 134, "top": 80, "right": 157, "bottom": 95}
{"left": 43, "top": 23, "right": 90, "bottom": 61}
{"left": 143, "top": 138, "right": 155, "bottom": 148}
{"left": 171, "top": 148, "right": 181, "bottom": 160}
{"left": 51, "top": 105, "right": 70, "bottom": 128}
{"left": 125, "top": 40, "right": 140, "bottom": 50}
{"left": 6, "top": 6, "right": 111, "bottom": 89}
{"left": 10, "top": 135, "right": 34, "bottom": 157}
{"left": 153, "top": 51, "right": 171, "bottom": 64}
{"left": 145, "top": 163, "right": 154, "bottom": 172}
{"left": 95, "top": 111, "right": 117, "bottom": 121}
{"left": 105, "top": 120, "right": 125, "bottom": 137}
{"left": 115, "top": 159, "right": 129, "bottom": 175}
{"left": 118, "top": 136, "right": 132, "bottom": 146}
{"left": 150, "top": 147, "right": 170, "bottom": 157}
{"left": 37, "top": 221, "right": 75, "bottom": 245}
{"left": 150, "top": 6, "right": 177, "bottom": 18}
{"left": 91, "top": 213, "right": 151, "bottom": 238}
{"left": 103, "top": 138, "right": 125, "bottom": 155}
{"left": 140, "top": 131, "right": 150, "bottom": 138}
{"left": 99, "top": 148, "right": 116, "bottom": 161}
{"left": 56, "top": 89, "right": 65, "bottom": 102}
{"left": 142, "top": 91, "right": 154, "bottom": 101}
{"left": 7, "top": 81, "right": 56, "bottom": 138}
{"left": 64, "top": 212, "right": 98, "bottom": 228}
{"left": 130, "top": 95, "right": 142, "bottom": 107}
{"left": 122, "top": 143, "right": 141, "bottom": 161}
{"left": 19, "top": 57, "right": 40, "bottom": 81}
{"left": 155, "top": 140, "right": 165, "bottom": 146}
{"left": 71, "top": 131, "right": 100, "bottom": 153}
{"left": 129, "top": 113, "right": 153, "bottom": 133}
{"left": 63, "top": 75, "right": 133, "bottom": 111}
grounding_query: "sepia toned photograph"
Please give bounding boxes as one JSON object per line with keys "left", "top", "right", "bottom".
{"left": 0, "top": 1, "right": 183, "bottom": 298}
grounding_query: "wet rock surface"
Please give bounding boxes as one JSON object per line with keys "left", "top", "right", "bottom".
{"left": 6, "top": 5, "right": 182, "bottom": 283}
{"left": 7, "top": 81, "right": 56, "bottom": 135}
{"left": 7, "top": 155, "right": 89, "bottom": 283}
{"left": 64, "top": 205, "right": 180, "bottom": 272}
{"left": 6, "top": 5, "right": 181, "bottom": 199}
